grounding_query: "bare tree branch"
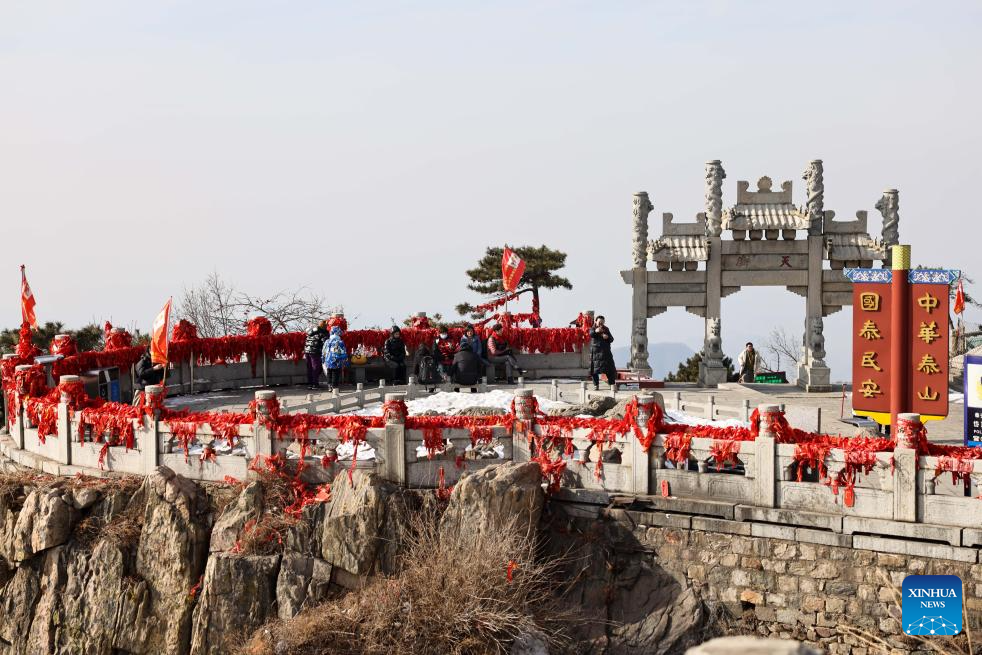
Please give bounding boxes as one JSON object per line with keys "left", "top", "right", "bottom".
{"left": 765, "top": 326, "right": 800, "bottom": 372}
{"left": 177, "top": 272, "right": 338, "bottom": 336}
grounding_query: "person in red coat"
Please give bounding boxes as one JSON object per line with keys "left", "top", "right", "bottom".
{"left": 432, "top": 327, "right": 457, "bottom": 382}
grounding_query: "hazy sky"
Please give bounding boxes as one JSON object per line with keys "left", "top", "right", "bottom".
{"left": 3, "top": 1, "right": 981, "bottom": 380}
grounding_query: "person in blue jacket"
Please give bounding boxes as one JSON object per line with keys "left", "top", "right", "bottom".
{"left": 321, "top": 326, "right": 349, "bottom": 390}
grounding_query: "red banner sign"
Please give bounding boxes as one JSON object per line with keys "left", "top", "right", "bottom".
{"left": 910, "top": 283, "right": 949, "bottom": 417}
{"left": 852, "top": 281, "right": 893, "bottom": 414}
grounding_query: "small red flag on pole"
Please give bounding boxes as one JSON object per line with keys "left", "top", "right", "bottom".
{"left": 954, "top": 277, "right": 966, "bottom": 315}
{"left": 501, "top": 247, "right": 525, "bottom": 292}
{"left": 151, "top": 298, "right": 173, "bottom": 365}
{"left": 20, "top": 265, "right": 38, "bottom": 329}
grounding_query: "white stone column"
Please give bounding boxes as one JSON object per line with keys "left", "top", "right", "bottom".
{"left": 382, "top": 392, "right": 407, "bottom": 485}
{"left": 13, "top": 364, "right": 33, "bottom": 449}
{"left": 892, "top": 413, "right": 920, "bottom": 522}
{"left": 253, "top": 389, "right": 276, "bottom": 459}
{"left": 753, "top": 404, "right": 779, "bottom": 508}
{"left": 512, "top": 389, "right": 535, "bottom": 463}
{"left": 56, "top": 375, "right": 81, "bottom": 465}
{"left": 698, "top": 235, "right": 727, "bottom": 388}
{"left": 798, "top": 231, "right": 832, "bottom": 391}
{"left": 876, "top": 188, "right": 900, "bottom": 265}
{"left": 629, "top": 394, "right": 654, "bottom": 494}
{"left": 142, "top": 384, "right": 165, "bottom": 473}
{"left": 803, "top": 159, "right": 825, "bottom": 236}
{"left": 630, "top": 192, "right": 653, "bottom": 374}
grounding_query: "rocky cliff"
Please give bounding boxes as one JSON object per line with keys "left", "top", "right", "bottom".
{"left": 0, "top": 461, "right": 709, "bottom": 654}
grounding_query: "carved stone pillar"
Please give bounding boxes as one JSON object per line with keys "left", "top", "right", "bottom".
{"left": 632, "top": 192, "right": 652, "bottom": 268}
{"left": 697, "top": 317, "right": 728, "bottom": 387}
{"left": 797, "top": 316, "right": 831, "bottom": 391}
{"left": 630, "top": 192, "right": 653, "bottom": 375}
{"left": 876, "top": 188, "right": 900, "bottom": 265}
{"left": 802, "top": 159, "right": 825, "bottom": 236}
{"left": 704, "top": 160, "right": 725, "bottom": 237}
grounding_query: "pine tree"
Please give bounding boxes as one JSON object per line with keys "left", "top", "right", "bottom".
{"left": 665, "top": 352, "right": 736, "bottom": 383}
{"left": 455, "top": 245, "right": 572, "bottom": 320}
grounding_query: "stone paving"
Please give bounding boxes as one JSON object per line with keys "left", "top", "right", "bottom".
{"left": 163, "top": 380, "right": 966, "bottom": 445}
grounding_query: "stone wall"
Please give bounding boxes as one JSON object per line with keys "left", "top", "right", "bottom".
{"left": 549, "top": 500, "right": 982, "bottom": 655}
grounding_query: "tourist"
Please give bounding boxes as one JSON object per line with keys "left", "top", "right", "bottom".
{"left": 321, "top": 326, "right": 349, "bottom": 391}
{"left": 382, "top": 326, "right": 408, "bottom": 384}
{"left": 450, "top": 340, "right": 482, "bottom": 390}
{"left": 303, "top": 320, "right": 329, "bottom": 389}
{"left": 487, "top": 323, "right": 522, "bottom": 384}
{"left": 589, "top": 315, "right": 617, "bottom": 390}
{"left": 460, "top": 324, "right": 487, "bottom": 362}
{"left": 413, "top": 342, "right": 441, "bottom": 392}
{"left": 433, "top": 327, "right": 457, "bottom": 381}
{"left": 133, "top": 347, "right": 165, "bottom": 404}
{"left": 738, "top": 342, "right": 761, "bottom": 383}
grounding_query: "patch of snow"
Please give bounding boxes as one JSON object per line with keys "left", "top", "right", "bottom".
{"left": 350, "top": 390, "right": 573, "bottom": 417}
{"left": 664, "top": 409, "right": 748, "bottom": 429}
{"left": 337, "top": 440, "right": 376, "bottom": 461}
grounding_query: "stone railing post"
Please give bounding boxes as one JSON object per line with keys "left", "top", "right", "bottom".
{"left": 356, "top": 382, "right": 365, "bottom": 407}
{"left": 512, "top": 389, "right": 535, "bottom": 463}
{"left": 753, "top": 404, "right": 779, "bottom": 508}
{"left": 382, "top": 393, "right": 407, "bottom": 485}
{"left": 550, "top": 379, "right": 559, "bottom": 402}
{"left": 630, "top": 394, "right": 654, "bottom": 495}
{"left": 56, "top": 375, "right": 81, "bottom": 465}
{"left": 253, "top": 389, "right": 276, "bottom": 459}
{"left": 142, "top": 385, "right": 165, "bottom": 473}
{"left": 580, "top": 381, "right": 588, "bottom": 403}
{"left": 13, "top": 364, "right": 33, "bottom": 448}
{"left": 406, "top": 376, "right": 417, "bottom": 400}
{"left": 0, "top": 353, "right": 16, "bottom": 436}
{"left": 893, "top": 413, "right": 920, "bottom": 522}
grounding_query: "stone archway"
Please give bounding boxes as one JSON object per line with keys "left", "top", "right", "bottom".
{"left": 621, "top": 160, "right": 899, "bottom": 390}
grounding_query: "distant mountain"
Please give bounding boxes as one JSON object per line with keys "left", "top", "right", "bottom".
{"left": 613, "top": 342, "right": 697, "bottom": 379}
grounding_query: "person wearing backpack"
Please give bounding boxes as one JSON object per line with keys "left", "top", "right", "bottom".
{"left": 450, "top": 340, "right": 483, "bottom": 390}
{"left": 413, "top": 342, "right": 440, "bottom": 392}
{"left": 321, "top": 326, "right": 349, "bottom": 391}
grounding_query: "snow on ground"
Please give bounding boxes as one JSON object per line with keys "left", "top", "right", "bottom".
{"left": 664, "top": 409, "right": 749, "bottom": 429}
{"left": 350, "top": 390, "right": 573, "bottom": 417}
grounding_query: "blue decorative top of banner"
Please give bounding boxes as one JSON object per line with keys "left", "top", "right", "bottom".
{"left": 844, "top": 268, "right": 892, "bottom": 284}
{"left": 908, "top": 269, "right": 960, "bottom": 284}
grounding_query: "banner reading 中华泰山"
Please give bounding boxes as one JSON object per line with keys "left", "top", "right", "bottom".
{"left": 908, "top": 270, "right": 952, "bottom": 418}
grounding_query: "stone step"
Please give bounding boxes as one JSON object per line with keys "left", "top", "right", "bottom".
{"left": 852, "top": 534, "right": 978, "bottom": 563}
{"left": 735, "top": 505, "right": 843, "bottom": 533}
{"left": 616, "top": 494, "right": 737, "bottom": 520}
{"left": 842, "top": 515, "right": 961, "bottom": 546}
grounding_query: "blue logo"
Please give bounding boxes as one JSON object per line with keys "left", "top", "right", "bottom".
{"left": 902, "top": 575, "right": 962, "bottom": 635}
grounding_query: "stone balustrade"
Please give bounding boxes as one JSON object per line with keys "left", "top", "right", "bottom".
{"left": 5, "top": 381, "right": 982, "bottom": 562}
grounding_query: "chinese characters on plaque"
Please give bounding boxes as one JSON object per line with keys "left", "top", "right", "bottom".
{"left": 850, "top": 279, "right": 893, "bottom": 414}
{"left": 910, "top": 285, "right": 949, "bottom": 416}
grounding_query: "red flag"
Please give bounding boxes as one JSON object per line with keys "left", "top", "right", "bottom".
{"left": 501, "top": 247, "right": 525, "bottom": 292}
{"left": 20, "top": 265, "right": 37, "bottom": 329}
{"left": 151, "top": 298, "right": 173, "bottom": 365}
{"left": 954, "top": 277, "right": 966, "bottom": 315}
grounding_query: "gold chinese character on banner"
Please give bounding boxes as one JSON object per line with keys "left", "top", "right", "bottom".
{"left": 918, "top": 321, "right": 941, "bottom": 344}
{"left": 917, "top": 293, "right": 939, "bottom": 314}
{"left": 916, "top": 354, "right": 941, "bottom": 375}
{"left": 859, "top": 379, "right": 883, "bottom": 398}
{"left": 861, "top": 351, "right": 882, "bottom": 372}
{"left": 917, "top": 386, "right": 940, "bottom": 401}
{"left": 858, "top": 320, "right": 882, "bottom": 340}
{"left": 860, "top": 292, "right": 880, "bottom": 312}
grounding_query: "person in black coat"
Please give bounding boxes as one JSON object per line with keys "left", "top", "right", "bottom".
{"left": 382, "top": 326, "right": 408, "bottom": 384}
{"left": 589, "top": 315, "right": 617, "bottom": 390}
{"left": 303, "top": 321, "right": 329, "bottom": 389}
{"left": 133, "top": 348, "right": 165, "bottom": 404}
{"left": 450, "top": 340, "right": 482, "bottom": 388}
{"left": 413, "top": 343, "right": 441, "bottom": 391}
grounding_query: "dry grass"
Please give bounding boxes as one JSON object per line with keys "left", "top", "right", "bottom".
{"left": 839, "top": 570, "right": 979, "bottom": 655}
{"left": 238, "top": 511, "right": 570, "bottom": 655}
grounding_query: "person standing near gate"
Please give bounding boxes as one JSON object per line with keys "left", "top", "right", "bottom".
{"left": 303, "top": 320, "right": 329, "bottom": 389}
{"left": 737, "top": 342, "right": 761, "bottom": 383}
{"left": 589, "top": 316, "right": 617, "bottom": 390}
